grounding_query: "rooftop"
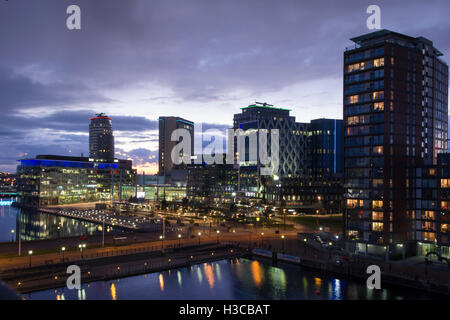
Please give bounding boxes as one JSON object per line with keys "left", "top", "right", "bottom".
{"left": 240, "top": 102, "right": 291, "bottom": 112}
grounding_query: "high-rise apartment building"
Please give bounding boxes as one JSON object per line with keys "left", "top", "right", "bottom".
{"left": 89, "top": 113, "right": 115, "bottom": 160}
{"left": 158, "top": 116, "right": 194, "bottom": 177}
{"left": 343, "top": 30, "right": 448, "bottom": 258}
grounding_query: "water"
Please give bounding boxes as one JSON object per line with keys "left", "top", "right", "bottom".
{"left": 0, "top": 199, "right": 102, "bottom": 242}
{"left": 26, "top": 258, "right": 439, "bottom": 300}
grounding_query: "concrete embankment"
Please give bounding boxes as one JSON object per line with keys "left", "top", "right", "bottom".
{"left": 0, "top": 243, "right": 244, "bottom": 294}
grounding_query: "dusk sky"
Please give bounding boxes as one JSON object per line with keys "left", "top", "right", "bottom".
{"left": 1, "top": 0, "right": 449, "bottom": 174}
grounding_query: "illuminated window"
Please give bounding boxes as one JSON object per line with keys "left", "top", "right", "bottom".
{"left": 372, "top": 211, "right": 383, "bottom": 221}
{"left": 372, "top": 222, "right": 383, "bottom": 232}
{"left": 372, "top": 200, "right": 383, "bottom": 209}
{"left": 423, "top": 211, "right": 435, "bottom": 220}
{"left": 349, "top": 95, "right": 359, "bottom": 104}
{"left": 374, "top": 102, "right": 384, "bottom": 111}
{"left": 374, "top": 58, "right": 384, "bottom": 67}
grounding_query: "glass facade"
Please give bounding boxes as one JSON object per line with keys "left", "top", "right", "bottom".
{"left": 17, "top": 155, "right": 136, "bottom": 206}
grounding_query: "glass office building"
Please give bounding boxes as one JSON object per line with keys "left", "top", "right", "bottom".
{"left": 17, "top": 155, "right": 136, "bottom": 206}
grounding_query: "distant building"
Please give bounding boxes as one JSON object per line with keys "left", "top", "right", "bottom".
{"left": 187, "top": 155, "right": 238, "bottom": 204}
{"left": 89, "top": 113, "right": 114, "bottom": 160}
{"left": 232, "top": 102, "right": 310, "bottom": 197}
{"left": 308, "top": 119, "right": 343, "bottom": 177}
{"left": 343, "top": 30, "right": 448, "bottom": 258}
{"left": 16, "top": 155, "right": 136, "bottom": 206}
{"left": 158, "top": 116, "right": 194, "bottom": 184}
{"left": 265, "top": 174, "right": 343, "bottom": 214}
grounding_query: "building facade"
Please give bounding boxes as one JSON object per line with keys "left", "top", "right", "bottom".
{"left": 233, "top": 102, "right": 310, "bottom": 195}
{"left": 17, "top": 155, "right": 136, "bottom": 206}
{"left": 308, "top": 119, "right": 343, "bottom": 177}
{"left": 89, "top": 113, "right": 115, "bottom": 160}
{"left": 343, "top": 30, "right": 448, "bottom": 258}
{"left": 158, "top": 117, "right": 194, "bottom": 182}
{"left": 186, "top": 161, "right": 238, "bottom": 204}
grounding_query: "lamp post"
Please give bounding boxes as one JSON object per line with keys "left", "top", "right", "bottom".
{"left": 178, "top": 234, "right": 182, "bottom": 248}
{"left": 61, "top": 246, "right": 66, "bottom": 262}
{"left": 28, "top": 250, "right": 33, "bottom": 267}
{"left": 260, "top": 232, "right": 264, "bottom": 247}
{"left": 160, "top": 235, "right": 164, "bottom": 250}
{"left": 198, "top": 232, "right": 202, "bottom": 245}
{"left": 281, "top": 235, "right": 285, "bottom": 253}
{"left": 216, "top": 230, "right": 220, "bottom": 244}
{"left": 10, "top": 229, "right": 14, "bottom": 242}
{"left": 78, "top": 243, "right": 86, "bottom": 259}
{"left": 102, "top": 220, "right": 105, "bottom": 248}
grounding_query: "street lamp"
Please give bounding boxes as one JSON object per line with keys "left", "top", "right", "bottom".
{"left": 281, "top": 235, "right": 285, "bottom": 252}
{"left": 178, "top": 234, "right": 182, "bottom": 248}
{"left": 11, "top": 229, "right": 14, "bottom": 242}
{"left": 78, "top": 243, "right": 86, "bottom": 259}
{"left": 260, "top": 232, "right": 264, "bottom": 246}
{"left": 28, "top": 250, "right": 33, "bottom": 267}
{"left": 160, "top": 235, "right": 164, "bottom": 250}
{"left": 61, "top": 246, "right": 66, "bottom": 261}
{"left": 198, "top": 232, "right": 202, "bottom": 245}
{"left": 216, "top": 230, "right": 220, "bottom": 244}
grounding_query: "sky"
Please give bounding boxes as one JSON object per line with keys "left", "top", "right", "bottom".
{"left": 0, "top": 0, "right": 449, "bottom": 174}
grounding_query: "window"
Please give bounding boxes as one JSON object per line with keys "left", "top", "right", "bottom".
{"left": 372, "top": 222, "right": 383, "bottom": 231}
{"left": 374, "top": 102, "right": 384, "bottom": 111}
{"left": 372, "top": 200, "right": 383, "bottom": 209}
{"left": 372, "top": 211, "right": 383, "bottom": 221}
{"left": 423, "top": 211, "right": 435, "bottom": 220}
{"left": 347, "top": 199, "right": 363, "bottom": 208}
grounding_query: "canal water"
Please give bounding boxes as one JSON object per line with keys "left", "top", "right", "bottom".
{"left": 26, "top": 258, "right": 439, "bottom": 300}
{"left": 0, "top": 199, "right": 102, "bottom": 242}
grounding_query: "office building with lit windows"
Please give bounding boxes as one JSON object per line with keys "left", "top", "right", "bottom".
{"left": 89, "top": 113, "right": 115, "bottom": 160}
{"left": 308, "top": 118, "right": 343, "bottom": 177}
{"left": 233, "top": 102, "right": 310, "bottom": 195}
{"left": 158, "top": 116, "right": 194, "bottom": 185}
{"left": 343, "top": 30, "right": 448, "bottom": 258}
{"left": 17, "top": 155, "right": 136, "bottom": 206}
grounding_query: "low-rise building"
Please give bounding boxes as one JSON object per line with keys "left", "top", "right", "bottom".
{"left": 17, "top": 155, "right": 136, "bottom": 206}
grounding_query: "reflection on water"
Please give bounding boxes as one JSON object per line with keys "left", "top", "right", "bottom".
{"left": 0, "top": 199, "right": 102, "bottom": 242}
{"left": 26, "top": 258, "right": 440, "bottom": 300}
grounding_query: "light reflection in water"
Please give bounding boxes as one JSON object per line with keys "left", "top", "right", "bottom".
{"left": 215, "top": 263, "right": 222, "bottom": 281}
{"left": 203, "top": 263, "right": 215, "bottom": 289}
{"left": 250, "top": 260, "right": 263, "bottom": 288}
{"left": 332, "top": 279, "right": 341, "bottom": 300}
{"left": 77, "top": 289, "right": 86, "bottom": 300}
{"left": 233, "top": 259, "right": 243, "bottom": 281}
{"left": 159, "top": 274, "right": 165, "bottom": 292}
{"left": 314, "top": 277, "right": 322, "bottom": 291}
{"left": 177, "top": 271, "right": 182, "bottom": 287}
{"left": 110, "top": 283, "right": 117, "bottom": 300}
{"left": 26, "top": 258, "right": 438, "bottom": 300}
{"left": 196, "top": 266, "right": 203, "bottom": 284}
